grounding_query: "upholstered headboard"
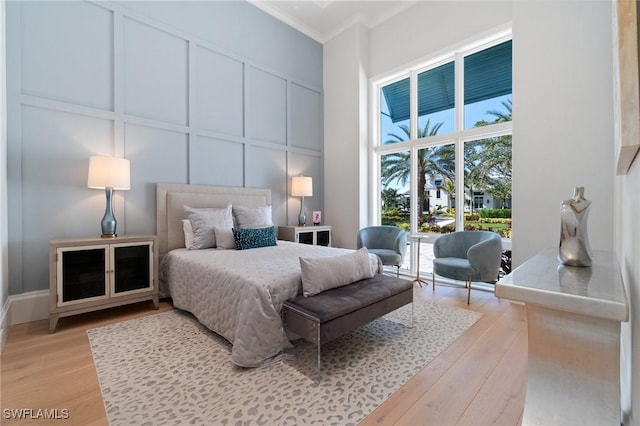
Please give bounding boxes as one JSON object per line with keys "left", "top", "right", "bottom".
{"left": 156, "top": 183, "right": 272, "bottom": 256}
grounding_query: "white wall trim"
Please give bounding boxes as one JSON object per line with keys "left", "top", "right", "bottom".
{"left": 0, "top": 297, "right": 9, "bottom": 353}
{"left": 8, "top": 290, "right": 49, "bottom": 325}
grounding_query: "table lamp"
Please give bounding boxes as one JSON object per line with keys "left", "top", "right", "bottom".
{"left": 87, "top": 156, "right": 130, "bottom": 238}
{"left": 291, "top": 176, "right": 312, "bottom": 226}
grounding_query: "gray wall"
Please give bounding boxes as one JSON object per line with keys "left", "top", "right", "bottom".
{"left": 6, "top": 0, "right": 323, "bottom": 295}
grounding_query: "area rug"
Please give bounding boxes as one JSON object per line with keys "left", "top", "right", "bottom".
{"left": 88, "top": 298, "right": 482, "bottom": 426}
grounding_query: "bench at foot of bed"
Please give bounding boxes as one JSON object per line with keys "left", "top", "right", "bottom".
{"left": 282, "top": 274, "right": 414, "bottom": 380}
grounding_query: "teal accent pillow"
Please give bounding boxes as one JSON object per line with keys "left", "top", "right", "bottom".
{"left": 233, "top": 226, "right": 277, "bottom": 250}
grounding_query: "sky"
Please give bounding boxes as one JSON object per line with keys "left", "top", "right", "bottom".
{"left": 379, "top": 92, "right": 512, "bottom": 193}
{"left": 380, "top": 93, "right": 512, "bottom": 145}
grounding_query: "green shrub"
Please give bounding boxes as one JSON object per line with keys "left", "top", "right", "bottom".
{"left": 478, "top": 208, "right": 511, "bottom": 219}
{"left": 381, "top": 208, "right": 410, "bottom": 227}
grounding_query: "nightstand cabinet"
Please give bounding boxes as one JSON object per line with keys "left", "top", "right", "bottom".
{"left": 278, "top": 225, "right": 332, "bottom": 247}
{"left": 49, "top": 235, "right": 159, "bottom": 332}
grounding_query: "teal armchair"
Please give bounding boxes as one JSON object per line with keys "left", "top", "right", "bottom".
{"left": 432, "top": 231, "right": 502, "bottom": 303}
{"left": 357, "top": 226, "right": 407, "bottom": 277}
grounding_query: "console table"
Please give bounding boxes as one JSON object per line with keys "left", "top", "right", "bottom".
{"left": 496, "top": 248, "right": 628, "bottom": 426}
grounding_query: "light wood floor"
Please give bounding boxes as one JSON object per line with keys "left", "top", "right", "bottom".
{"left": 1, "top": 284, "right": 526, "bottom": 426}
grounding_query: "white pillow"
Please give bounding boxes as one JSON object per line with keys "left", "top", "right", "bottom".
{"left": 185, "top": 205, "right": 233, "bottom": 249}
{"left": 182, "top": 219, "right": 194, "bottom": 249}
{"left": 214, "top": 226, "right": 236, "bottom": 250}
{"left": 232, "top": 205, "right": 273, "bottom": 228}
{"left": 299, "top": 248, "right": 375, "bottom": 297}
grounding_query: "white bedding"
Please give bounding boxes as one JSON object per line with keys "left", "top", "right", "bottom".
{"left": 159, "top": 240, "right": 382, "bottom": 367}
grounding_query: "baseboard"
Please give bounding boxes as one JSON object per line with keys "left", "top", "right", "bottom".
{"left": 8, "top": 289, "right": 49, "bottom": 325}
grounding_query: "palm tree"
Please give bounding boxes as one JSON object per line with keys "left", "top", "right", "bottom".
{"left": 441, "top": 178, "right": 456, "bottom": 212}
{"left": 381, "top": 187, "right": 399, "bottom": 209}
{"left": 486, "top": 99, "right": 512, "bottom": 122}
{"left": 486, "top": 179, "right": 512, "bottom": 208}
{"left": 467, "top": 99, "right": 513, "bottom": 211}
{"left": 381, "top": 120, "right": 454, "bottom": 217}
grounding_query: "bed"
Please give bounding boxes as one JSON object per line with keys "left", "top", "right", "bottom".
{"left": 156, "top": 183, "right": 382, "bottom": 367}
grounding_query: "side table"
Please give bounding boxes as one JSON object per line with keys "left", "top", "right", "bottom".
{"left": 409, "top": 234, "right": 429, "bottom": 287}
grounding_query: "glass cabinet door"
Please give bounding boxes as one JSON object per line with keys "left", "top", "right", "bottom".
{"left": 317, "top": 231, "right": 331, "bottom": 246}
{"left": 57, "top": 246, "right": 108, "bottom": 305}
{"left": 112, "top": 242, "right": 153, "bottom": 295}
{"left": 298, "top": 232, "right": 314, "bottom": 245}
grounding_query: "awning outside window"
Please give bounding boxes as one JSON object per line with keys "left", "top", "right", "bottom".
{"left": 382, "top": 40, "right": 512, "bottom": 123}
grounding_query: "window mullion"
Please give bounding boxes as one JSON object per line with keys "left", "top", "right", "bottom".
{"left": 409, "top": 70, "right": 418, "bottom": 140}
{"left": 455, "top": 52, "right": 464, "bottom": 132}
{"left": 454, "top": 52, "right": 465, "bottom": 229}
{"left": 409, "top": 70, "right": 419, "bottom": 235}
{"left": 455, "top": 139, "right": 465, "bottom": 231}
{"left": 370, "top": 82, "right": 381, "bottom": 225}
{"left": 410, "top": 145, "right": 419, "bottom": 235}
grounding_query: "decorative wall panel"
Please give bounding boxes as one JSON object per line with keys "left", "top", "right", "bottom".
{"left": 290, "top": 83, "right": 322, "bottom": 151}
{"left": 124, "top": 124, "right": 189, "bottom": 235}
{"left": 191, "top": 136, "right": 244, "bottom": 187}
{"left": 288, "top": 152, "right": 323, "bottom": 226}
{"left": 246, "top": 146, "right": 287, "bottom": 225}
{"left": 20, "top": 2, "right": 113, "bottom": 110}
{"left": 246, "top": 66, "right": 287, "bottom": 145}
{"left": 124, "top": 18, "right": 188, "bottom": 126}
{"left": 195, "top": 46, "right": 244, "bottom": 136}
{"left": 21, "top": 106, "right": 115, "bottom": 292}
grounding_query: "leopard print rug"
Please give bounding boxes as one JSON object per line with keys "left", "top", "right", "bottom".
{"left": 88, "top": 296, "right": 482, "bottom": 425}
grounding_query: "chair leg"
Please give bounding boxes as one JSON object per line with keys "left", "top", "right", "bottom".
{"left": 467, "top": 278, "right": 472, "bottom": 304}
{"left": 396, "top": 265, "right": 400, "bottom": 278}
{"left": 432, "top": 272, "right": 435, "bottom": 291}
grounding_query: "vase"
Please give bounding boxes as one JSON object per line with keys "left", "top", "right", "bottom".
{"left": 558, "top": 187, "right": 593, "bottom": 267}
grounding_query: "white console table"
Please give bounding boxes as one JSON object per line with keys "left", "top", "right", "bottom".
{"left": 496, "top": 248, "right": 628, "bottom": 426}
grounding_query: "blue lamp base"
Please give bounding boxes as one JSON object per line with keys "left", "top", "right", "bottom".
{"left": 297, "top": 196, "right": 307, "bottom": 226}
{"left": 100, "top": 187, "right": 118, "bottom": 238}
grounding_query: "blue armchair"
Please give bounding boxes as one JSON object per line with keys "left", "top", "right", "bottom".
{"left": 432, "top": 231, "right": 502, "bottom": 304}
{"left": 357, "top": 226, "right": 407, "bottom": 277}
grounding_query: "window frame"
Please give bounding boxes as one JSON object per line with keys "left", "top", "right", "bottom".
{"left": 370, "top": 29, "right": 513, "bottom": 248}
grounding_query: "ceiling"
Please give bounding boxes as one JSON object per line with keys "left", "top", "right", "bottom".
{"left": 248, "top": 0, "right": 419, "bottom": 43}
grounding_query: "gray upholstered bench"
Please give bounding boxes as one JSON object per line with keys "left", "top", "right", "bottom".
{"left": 282, "top": 274, "right": 413, "bottom": 378}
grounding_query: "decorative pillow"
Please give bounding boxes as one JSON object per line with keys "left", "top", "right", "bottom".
{"left": 299, "top": 248, "right": 375, "bottom": 297}
{"left": 182, "top": 219, "right": 194, "bottom": 249}
{"left": 233, "top": 226, "right": 277, "bottom": 250}
{"left": 185, "top": 205, "right": 233, "bottom": 249}
{"left": 214, "top": 226, "right": 236, "bottom": 250}
{"left": 232, "top": 205, "right": 273, "bottom": 228}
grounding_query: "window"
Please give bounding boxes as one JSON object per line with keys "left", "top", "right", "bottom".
{"left": 375, "top": 31, "right": 512, "bottom": 277}
{"left": 380, "top": 77, "right": 410, "bottom": 145}
{"left": 464, "top": 41, "right": 512, "bottom": 129}
{"left": 418, "top": 62, "right": 455, "bottom": 134}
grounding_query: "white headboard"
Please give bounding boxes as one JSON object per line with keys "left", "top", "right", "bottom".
{"left": 156, "top": 183, "right": 272, "bottom": 256}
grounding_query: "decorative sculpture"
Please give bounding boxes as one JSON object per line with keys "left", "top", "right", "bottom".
{"left": 558, "top": 187, "right": 593, "bottom": 267}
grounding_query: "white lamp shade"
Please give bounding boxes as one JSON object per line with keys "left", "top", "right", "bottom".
{"left": 87, "top": 156, "right": 131, "bottom": 190}
{"left": 291, "top": 176, "right": 312, "bottom": 197}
